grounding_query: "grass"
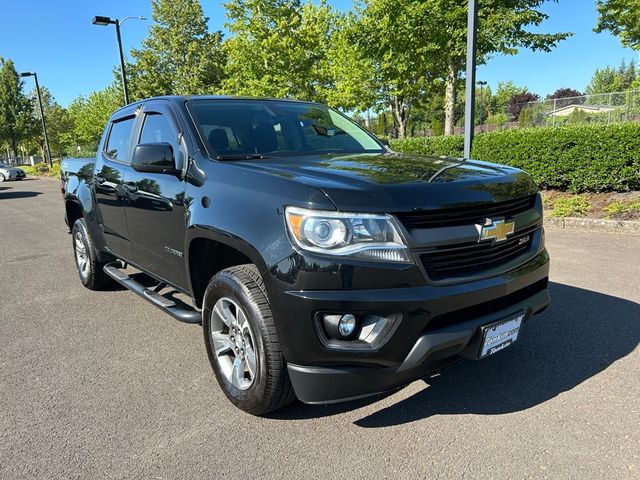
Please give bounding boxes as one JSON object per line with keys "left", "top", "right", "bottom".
{"left": 548, "top": 196, "right": 591, "bottom": 218}
{"left": 604, "top": 199, "right": 640, "bottom": 219}
{"left": 19, "top": 162, "right": 60, "bottom": 179}
{"left": 542, "top": 191, "right": 640, "bottom": 220}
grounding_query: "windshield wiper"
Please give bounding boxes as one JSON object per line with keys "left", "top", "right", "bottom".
{"left": 216, "top": 153, "right": 271, "bottom": 161}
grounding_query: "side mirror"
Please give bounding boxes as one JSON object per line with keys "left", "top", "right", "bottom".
{"left": 131, "top": 143, "right": 176, "bottom": 174}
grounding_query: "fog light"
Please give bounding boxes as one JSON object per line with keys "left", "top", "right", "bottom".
{"left": 338, "top": 314, "right": 357, "bottom": 337}
{"left": 318, "top": 312, "right": 401, "bottom": 349}
{"left": 322, "top": 313, "right": 359, "bottom": 340}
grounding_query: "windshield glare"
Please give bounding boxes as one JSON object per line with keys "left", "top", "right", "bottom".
{"left": 188, "top": 100, "right": 384, "bottom": 157}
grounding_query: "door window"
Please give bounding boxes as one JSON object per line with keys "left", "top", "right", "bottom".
{"left": 139, "top": 112, "right": 179, "bottom": 155}
{"left": 105, "top": 117, "right": 135, "bottom": 161}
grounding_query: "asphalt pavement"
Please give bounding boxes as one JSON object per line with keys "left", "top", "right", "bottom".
{"left": 1, "top": 177, "right": 638, "bottom": 479}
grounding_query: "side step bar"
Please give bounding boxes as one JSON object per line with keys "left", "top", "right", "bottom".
{"left": 104, "top": 262, "right": 201, "bottom": 324}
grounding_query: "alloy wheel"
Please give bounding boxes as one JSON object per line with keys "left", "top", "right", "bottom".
{"left": 209, "top": 296, "right": 257, "bottom": 390}
{"left": 74, "top": 231, "right": 89, "bottom": 280}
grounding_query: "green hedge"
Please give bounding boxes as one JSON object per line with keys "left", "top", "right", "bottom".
{"left": 392, "top": 134, "right": 464, "bottom": 157}
{"left": 390, "top": 123, "right": 640, "bottom": 192}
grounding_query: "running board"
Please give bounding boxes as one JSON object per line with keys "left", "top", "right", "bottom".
{"left": 104, "top": 262, "right": 201, "bottom": 324}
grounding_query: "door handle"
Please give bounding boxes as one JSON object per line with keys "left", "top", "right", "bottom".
{"left": 124, "top": 183, "right": 138, "bottom": 193}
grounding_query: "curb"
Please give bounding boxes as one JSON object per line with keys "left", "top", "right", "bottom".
{"left": 544, "top": 216, "right": 640, "bottom": 235}
{"left": 28, "top": 175, "right": 59, "bottom": 181}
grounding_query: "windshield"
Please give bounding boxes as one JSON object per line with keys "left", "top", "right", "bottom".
{"left": 0, "top": 162, "right": 8, "bottom": 168}
{"left": 187, "top": 99, "right": 384, "bottom": 158}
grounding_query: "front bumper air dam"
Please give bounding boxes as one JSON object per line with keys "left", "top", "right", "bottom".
{"left": 288, "top": 288, "right": 550, "bottom": 404}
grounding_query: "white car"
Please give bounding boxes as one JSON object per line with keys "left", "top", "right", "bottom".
{"left": 0, "top": 162, "right": 26, "bottom": 181}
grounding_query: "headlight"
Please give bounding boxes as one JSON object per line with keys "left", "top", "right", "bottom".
{"left": 285, "top": 206, "right": 412, "bottom": 263}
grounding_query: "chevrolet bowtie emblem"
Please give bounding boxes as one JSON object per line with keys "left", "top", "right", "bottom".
{"left": 477, "top": 218, "right": 515, "bottom": 242}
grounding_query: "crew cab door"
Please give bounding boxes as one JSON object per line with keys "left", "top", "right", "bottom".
{"left": 123, "top": 102, "right": 189, "bottom": 289}
{"left": 93, "top": 114, "right": 136, "bottom": 259}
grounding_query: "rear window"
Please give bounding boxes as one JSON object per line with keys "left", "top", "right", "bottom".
{"left": 105, "top": 117, "right": 135, "bottom": 161}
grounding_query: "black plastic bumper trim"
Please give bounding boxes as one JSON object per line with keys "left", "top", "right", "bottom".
{"left": 287, "top": 288, "right": 550, "bottom": 404}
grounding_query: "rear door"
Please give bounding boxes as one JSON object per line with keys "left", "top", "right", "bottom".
{"left": 123, "top": 101, "right": 189, "bottom": 289}
{"left": 93, "top": 114, "right": 136, "bottom": 259}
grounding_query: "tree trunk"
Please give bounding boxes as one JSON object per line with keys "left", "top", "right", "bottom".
{"left": 10, "top": 136, "right": 18, "bottom": 158}
{"left": 444, "top": 59, "right": 457, "bottom": 136}
{"left": 391, "top": 98, "right": 408, "bottom": 139}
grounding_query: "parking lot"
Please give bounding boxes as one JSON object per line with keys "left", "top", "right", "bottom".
{"left": 1, "top": 177, "right": 638, "bottom": 479}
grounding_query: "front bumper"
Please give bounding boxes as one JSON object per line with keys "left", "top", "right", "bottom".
{"left": 266, "top": 248, "right": 550, "bottom": 404}
{"left": 288, "top": 287, "right": 549, "bottom": 404}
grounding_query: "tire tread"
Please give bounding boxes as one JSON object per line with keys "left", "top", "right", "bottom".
{"left": 205, "top": 264, "right": 294, "bottom": 414}
{"left": 72, "top": 218, "right": 112, "bottom": 290}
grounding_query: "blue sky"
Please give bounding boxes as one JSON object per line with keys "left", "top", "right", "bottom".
{"left": 1, "top": 0, "right": 636, "bottom": 106}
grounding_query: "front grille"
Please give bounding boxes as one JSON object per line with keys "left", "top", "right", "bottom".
{"left": 420, "top": 229, "right": 535, "bottom": 281}
{"left": 395, "top": 194, "right": 536, "bottom": 230}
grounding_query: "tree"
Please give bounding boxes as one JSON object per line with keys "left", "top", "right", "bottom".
{"left": 430, "top": 0, "right": 571, "bottom": 135}
{"left": 507, "top": 91, "right": 540, "bottom": 121}
{"left": 128, "top": 0, "right": 226, "bottom": 99}
{"left": 492, "top": 81, "right": 528, "bottom": 114}
{"left": 0, "top": 57, "right": 36, "bottom": 155}
{"left": 26, "top": 87, "right": 73, "bottom": 157}
{"left": 222, "top": 0, "right": 335, "bottom": 102}
{"left": 332, "top": 0, "right": 444, "bottom": 138}
{"left": 585, "top": 59, "right": 638, "bottom": 94}
{"left": 475, "top": 84, "right": 492, "bottom": 125}
{"left": 67, "top": 85, "right": 122, "bottom": 149}
{"left": 595, "top": 0, "right": 640, "bottom": 50}
{"left": 548, "top": 87, "right": 584, "bottom": 108}
{"left": 322, "top": 12, "right": 378, "bottom": 112}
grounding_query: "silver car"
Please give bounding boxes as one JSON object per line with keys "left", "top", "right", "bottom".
{"left": 0, "top": 162, "right": 26, "bottom": 181}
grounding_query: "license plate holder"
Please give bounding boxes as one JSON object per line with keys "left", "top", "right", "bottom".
{"left": 479, "top": 312, "right": 525, "bottom": 359}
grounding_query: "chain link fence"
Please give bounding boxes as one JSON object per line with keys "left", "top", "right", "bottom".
{"left": 512, "top": 89, "right": 640, "bottom": 129}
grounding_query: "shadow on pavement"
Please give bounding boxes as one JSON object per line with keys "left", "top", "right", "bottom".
{"left": 270, "top": 282, "right": 639, "bottom": 425}
{"left": 0, "top": 189, "right": 42, "bottom": 199}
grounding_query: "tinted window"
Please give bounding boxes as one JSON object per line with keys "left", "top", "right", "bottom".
{"left": 105, "top": 117, "right": 135, "bottom": 161}
{"left": 139, "top": 113, "right": 178, "bottom": 154}
{"left": 188, "top": 100, "right": 383, "bottom": 157}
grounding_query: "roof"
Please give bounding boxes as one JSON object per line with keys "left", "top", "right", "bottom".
{"left": 548, "top": 104, "right": 616, "bottom": 116}
{"left": 112, "top": 95, "right": 319, "bottom": 117}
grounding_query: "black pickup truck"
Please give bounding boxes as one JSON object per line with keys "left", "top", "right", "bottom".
{"left": 60, "top": 96, "right": 549, "bottom": 415}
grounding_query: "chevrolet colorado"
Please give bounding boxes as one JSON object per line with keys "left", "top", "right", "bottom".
{"left": 60, "top": 96, "right": 549, "bottom": 415}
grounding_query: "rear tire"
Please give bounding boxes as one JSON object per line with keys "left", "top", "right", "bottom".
{"left": 71, "top": 218, "right": 112, "bottom": 290}
{"left": 202, "top": 264, "right": 295, "bottom": 415}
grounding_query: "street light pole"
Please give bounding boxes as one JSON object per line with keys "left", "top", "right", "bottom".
{"left": 92, "top": 15, "right": 146, "bottom": 105}
{"left": 114, "top": 19, "right": 129, "bottom": 105}
{"left": 20, "top": 72, "right": 52, "bottom": 167}
{"left": 463, "top": 0, "right": 479, "bottom": 159}
{"left": 477, "top": 80, "right": 487, "bottom": 128}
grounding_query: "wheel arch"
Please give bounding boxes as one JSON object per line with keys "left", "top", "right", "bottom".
{"left": 186, "top": 226, "right": 269, "bottom": 308}
{"left": 64, "top": 197, "right": 84, "bottom": 230}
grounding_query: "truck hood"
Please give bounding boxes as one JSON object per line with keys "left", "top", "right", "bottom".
{"left": 237, "top": 152, "right": 538, "bottom": 212}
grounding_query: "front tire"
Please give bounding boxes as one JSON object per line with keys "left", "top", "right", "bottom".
{"left": 202, "top": 264, "right": 295, "bottom": 415}
{"left": 0, "top": 174, "right": 5, "bottom": 182}
{"left": 71, "top": 218, "right": 112, "bottom": 290}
